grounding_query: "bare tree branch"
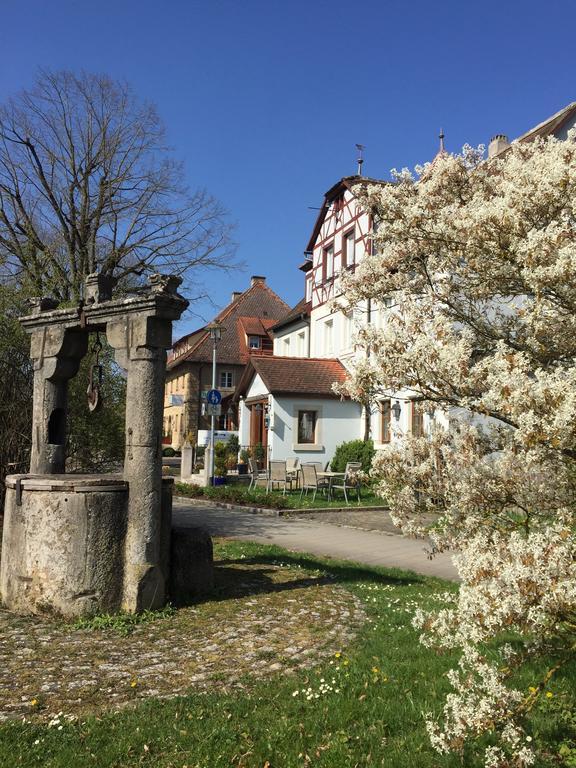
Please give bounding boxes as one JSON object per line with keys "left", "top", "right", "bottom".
{"left": 0, "top": 69, "right": 238, "bottom": 301}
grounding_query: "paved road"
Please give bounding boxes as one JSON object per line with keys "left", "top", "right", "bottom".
{"left": 173, "top": 500, "right": 458, "bottom": 581}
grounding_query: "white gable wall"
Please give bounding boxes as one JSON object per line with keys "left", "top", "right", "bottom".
{"left": 268, "top": 396, "right": 362, "bottom": 463}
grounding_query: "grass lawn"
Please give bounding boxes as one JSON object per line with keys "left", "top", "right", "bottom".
{"left": 1, "top": 540, "right": 574, "bottom": 767}
{"left": 174, "top": 481, "right": 386, "bottom": 510}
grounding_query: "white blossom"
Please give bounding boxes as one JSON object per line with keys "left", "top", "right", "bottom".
{"left": 340, "top": 131, "right": 576, "bottom": 767}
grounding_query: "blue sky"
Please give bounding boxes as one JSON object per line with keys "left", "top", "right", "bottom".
{"left": 0, "top": 0, "right": 574, "bottom": 334}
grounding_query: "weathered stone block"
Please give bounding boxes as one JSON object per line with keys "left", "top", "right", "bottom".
{"left": 169, "top": 526, "right": 214, "bottom": 604}
{"left": 0, "top": 475, "right": 128, "bottom": 617}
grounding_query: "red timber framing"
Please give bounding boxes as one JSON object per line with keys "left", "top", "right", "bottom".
{"left": 306, "top": 182, "right": 373, "bottom": 309}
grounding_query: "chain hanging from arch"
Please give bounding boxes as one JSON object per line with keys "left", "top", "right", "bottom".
{"left": 86, "top": 331, "right": 104, "bottom": 413}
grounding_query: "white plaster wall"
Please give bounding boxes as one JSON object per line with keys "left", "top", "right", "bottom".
{"left": 268, "top": 396, "right": 362, "bottom": 464}
{"left": 273, "top": 321, "right": 309, "bottom": 358}
{"left": 238, "top": 398, "right": 251, "bottom": 447}
{"left": 246, "top": 373, "right": 269, "bottom": 399}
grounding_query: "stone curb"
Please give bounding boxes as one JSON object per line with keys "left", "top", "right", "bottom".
{"left": 173, "top": 496, "right": 389, "bottom": 517}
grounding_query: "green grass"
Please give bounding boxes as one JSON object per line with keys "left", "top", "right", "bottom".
{"left": 69, "top": 605, "right": 176, "bottom": 636}
{"left": 174, "top": 481, "right": 386, "bottom": 510}
{"left": 0, "top": 540, "right": 574, "bottom": 767}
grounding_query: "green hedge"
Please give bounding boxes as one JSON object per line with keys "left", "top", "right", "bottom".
{"left": 174, "top": 482, "right": 291, "bottom": 509}
{"left": 330, "top": 439, "right": 375, "bottom": 473}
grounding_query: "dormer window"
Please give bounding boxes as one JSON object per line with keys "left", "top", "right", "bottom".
{"left": 248, "top": 335, "right": 261, "bottom": 350}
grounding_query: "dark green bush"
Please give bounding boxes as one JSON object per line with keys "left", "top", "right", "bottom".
{"left": 226, "top": 433, "right": 240, "bottom": 456}
{"left": 162, "top": 446, "right": 176, "bottom": 457}
{"left": 173, "top": 482, "right": 291, "bottom": 510}
{"left": 331, "top": 439, "right": 375, "bottom": 473}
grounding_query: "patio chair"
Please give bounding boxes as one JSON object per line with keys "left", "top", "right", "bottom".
{"left": 331, "top": 462, "right": 363, "bottom": 504}
{"left": 286, "top": 457, "right": 300, "bottom": 489}
{"left": 267, "top": 460, "right": 290, "bottom": 495}
{"left": 248, "top": 458, "right": 267, "bottom": 491}
{"left": 300, "top": 463, "right": 320, "bottom": 502}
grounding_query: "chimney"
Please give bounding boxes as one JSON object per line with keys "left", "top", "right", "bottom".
{"left": 231, "top": 291, "right": 242, "bottom": 302}
{"left": 250, "top": 275, "right": 266, "bottom": 287}
{"left": 488, "top": 134, "right": 510, "bottom": 159}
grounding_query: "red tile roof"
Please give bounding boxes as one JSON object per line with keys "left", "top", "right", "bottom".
{"left": 235, "top": 356, "right": 349, "bottom": 399}
{"left": 271, "top": 298, "right": 311, "bottom": 333}
{"left": 168, "top": 280, "right": 289, "bottom": 368}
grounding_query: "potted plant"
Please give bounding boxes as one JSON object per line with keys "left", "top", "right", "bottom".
{"left": 237, "top": 448, "right": 250, "bottom": 475}
{"left": 253, "top": 442, "right": 265, "bottom": 469}
{"left": 213, "top": 442, "right": 228, "bottom": 485}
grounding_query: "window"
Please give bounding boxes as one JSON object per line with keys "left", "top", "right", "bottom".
{"left": 381, "top": 399, "right": 391, "bottom": 443}
{"left": 298, "top": 410, "right": 317, "bottom": 444}
{"left": 323, "top": 245, "right": 334, "bottom": 281}
{"left": 248, "top": 335, "right": 261, "bottom": 349}
{"left": 411, "top": 401, "right": 424, "bottom": 437}
{"left": 283, "top": 337, "right": 291, "bottom": 354}
{"left": 220, "top": 371, "right": 233, "bottom": 388}
{"left": 305, "top": 275, "right": 312, "bottom": 301}
{"left": 324, "top": 319, "right": 334, "bottom": 355}
{"left": 343, "top": 313, "right": 353, "bottom": 348}
{"left": 298, "top": 331, "right": 305, "bottom": 356}
{"left": 343, "top": 229, "right": 355, "bottom": 267}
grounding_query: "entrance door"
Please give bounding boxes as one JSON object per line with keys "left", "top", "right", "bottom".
{"left": 249, "top": 401, "right": 268, "bottom": 450}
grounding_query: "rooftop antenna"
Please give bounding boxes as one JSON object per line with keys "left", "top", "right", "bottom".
{"left": 355, "top": 143, "right": 365, "bottom": 175}
{"left": 438, "top": 128, "right": 445, "bottom": 153}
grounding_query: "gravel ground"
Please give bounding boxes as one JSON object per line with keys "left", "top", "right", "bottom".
{"left": 0, "top": 557, "right": 365, "bottom": 723}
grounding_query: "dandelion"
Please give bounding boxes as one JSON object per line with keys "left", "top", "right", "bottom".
{"left": 30, "top": 699, "right": 38, "bottom": 707}
{"left": 546, "top": 691, "right": 553, "bottom": 699}
{"left": 130, "top": 679, "right": 138, "bottom": 688}
{"left": 334, "top": 652, "right": 341, "bottom": 659}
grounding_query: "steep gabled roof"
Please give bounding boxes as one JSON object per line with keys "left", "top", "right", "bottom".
{"left": 235, "top": 356, "right": 349, "bottom": 399}
{"left": 515, "top": 102, "right": 576, "bottom": 144}
{"left": 168, "top": 279, "right": 289, "bottom": 368}
{"left": 271, "top": 297, "right": 311, "bottom": 334}
{"left": 305, "top": 175, "right": 388, "bottom": 254}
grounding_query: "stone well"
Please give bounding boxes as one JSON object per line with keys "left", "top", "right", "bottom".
{"left": 0, "top": 273, "right": 212, "bottom": 619}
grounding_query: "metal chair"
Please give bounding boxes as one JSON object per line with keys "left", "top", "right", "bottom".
{"left": 300, "top": 463, "right": 320, "bottom": 502}
{"left": 267, "top": 460, "right": 289, "bottom": 494}
{"left": 286, "top": 457, "right": 300, "bottom": 489}
{"left": 248, "top": 458, "right": 267, "bottom": 491}
{"left": 331, "top": 462, "right": 362, "bottom": 504}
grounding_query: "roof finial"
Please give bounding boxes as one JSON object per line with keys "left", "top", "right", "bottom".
{"left": 355, "top": 143, "right": 365, "bottom": 176}
{"left": 438, "top": 128, "right": 445, "bottom": 153}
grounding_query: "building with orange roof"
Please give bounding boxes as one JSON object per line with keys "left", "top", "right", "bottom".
{"left": 163, "top": 276, "right": 289, "bottom": 448}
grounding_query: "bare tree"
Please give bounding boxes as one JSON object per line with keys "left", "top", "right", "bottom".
{"left": 0, "top": 69, "right": 236, "bottom": 301}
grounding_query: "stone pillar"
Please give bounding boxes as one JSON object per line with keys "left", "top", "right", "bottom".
{"left": 181, "top": 441, "right": 193, "bottom": 480}
{"left": 108, "top": 314, "right": 173, "bottom": 612}
{"left": 29, "top": 327, "right": 87, "bottom": 474}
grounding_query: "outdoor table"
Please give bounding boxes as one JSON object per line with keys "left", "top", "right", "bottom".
{"left": 317, "top": 471, "right": 345, "bottom": 500}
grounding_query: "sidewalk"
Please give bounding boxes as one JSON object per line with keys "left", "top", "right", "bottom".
{"left": 173, "top": 499, "right": 458, "bottom": 581}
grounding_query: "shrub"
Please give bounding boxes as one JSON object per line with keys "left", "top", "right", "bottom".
{"left": 162, "top": 446, "right": 176, "bottom": 457}
{"left": 331, "top": 439, "right": 375, "bottom": 473}
{"left": 253, "top": 442, "right": 265, "bottom": 464}
{"left": 226, "top": 433, "right": 240, "bottom": 456}
{"left": 239, "top": 448, "right": 251, "bottom": 464}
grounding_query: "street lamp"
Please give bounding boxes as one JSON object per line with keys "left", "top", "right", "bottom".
{"left": 207, "top": 322, "right": 223, "bottom": 485}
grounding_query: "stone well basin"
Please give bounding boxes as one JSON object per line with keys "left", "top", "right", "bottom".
{"left": 0, "top": 474, "right": 130, "bottom": 617}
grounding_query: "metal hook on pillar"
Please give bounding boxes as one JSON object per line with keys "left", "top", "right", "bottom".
{"left": 87, "top": 331, "right": 104, "bottom": 412}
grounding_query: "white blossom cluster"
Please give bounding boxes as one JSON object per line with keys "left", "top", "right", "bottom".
{"left": 338, "top": 131, "right": 576, "bottom": 767}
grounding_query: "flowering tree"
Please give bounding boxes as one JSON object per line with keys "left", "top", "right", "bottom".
{"left": 338, "top": 133, "right": 576, "bottom": 766}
